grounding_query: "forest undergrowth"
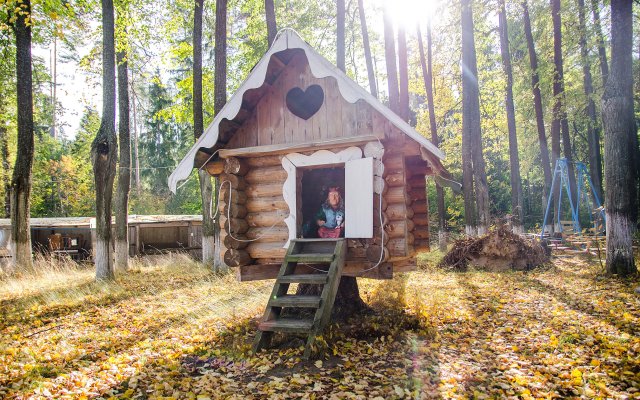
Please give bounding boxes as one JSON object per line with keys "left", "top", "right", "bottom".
{"left": 0, "top": 252, "right": 639, "bottom": 399}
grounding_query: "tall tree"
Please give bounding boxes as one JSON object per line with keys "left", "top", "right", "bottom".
{"left": 397, "top": 26, "right": 409, "bottom": 122}
{"left": 114, "top": 44, "right": 131, "bottom": 272}
{"left": 551, "top": 0, "right": 578, "bottom": 222}
{"left": 498, "top": 0, "right": 524, "bottom": 233}
{"left": 522, "top": 0, "right": 552, "bottom": 219}
{"left": 591, "top": 0, "right": 609, "bottom": 86}
{"left": 210, "top": 0, "right": 228, "bottom": 272}
{"left": 9, "top": 0, "right": 35, "bottom": 271}
{"left": 461, "top": 0, "right": 490, "bottom": 235}
{"left": 337, "top": 0, "right": 345, "bottom": 72}
{"left": 382, "top": 2, "right": 399, "bottom": 114}
{"left": 577, "top": 0, "right": 603, "bottom": 201}
{"left": 603, "top": 0, "right": 637, "bottom": 276}
{"left": 357, "top": 0, "right": 377, "bottom": 98}
{"left": 264, "top": 0, "right": 277, "bottom": 46}
{"left": 417, "top": 23, "right": 446, "bottom": 249}
{"left": 0, "top": 98, "right": 9, "bottom": 219}
{"left": 92, "top": 0, "right": 118, "bottom": 280}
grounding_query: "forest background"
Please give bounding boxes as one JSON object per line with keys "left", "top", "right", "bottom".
{"left": 0, "top": 0, "right": 637, "bottom": 233}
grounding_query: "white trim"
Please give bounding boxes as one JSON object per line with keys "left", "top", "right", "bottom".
{"left": 281, "top": 147, "right": 363, "bottom": 247}
{"left": 169, "top": 29, "right": 444, "bottom": 194}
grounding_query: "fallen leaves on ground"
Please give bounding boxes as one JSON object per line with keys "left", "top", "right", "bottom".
{"left": 0, "top": 253, "right": 638, "bottom": 399}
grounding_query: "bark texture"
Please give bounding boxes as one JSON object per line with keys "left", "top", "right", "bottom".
{"left": 397, "top": 26, "right": 409, "bottom": 122}
{"left": 115, "top": 49, "right": 131, "bottom": 272}
{"left": 418, "top": 23, "right": 446, "bottom": 249}
{"left": 498, "top": 0, "right": 524, "bottom": 233}
{"left": 1, "top": 100, "right": 10, "bottom": 219}
{"left": 10, "top": 0, "right": 35, "bottom": 271}
{"left": 383, "top": 4, "right": 399, "bottom": 114}
{"left": 522, "top": 0, "right": 552, "bottom": 215}
{"left": 357, "top": 0, "right": 377, "bottom": 98}
{"left": 603, "top": 0, "right": 637, "bottom": 276}
{"left": 264, "top": 0, "right": 277, "bottom": 46}
{"left": 577, "top": 0, "right": 603, "bottom": 202}
{"left": 337, "top": 0, "right": 345, "bottom": 72}
{"left": 461, "top": 0, "right": 490, "bottom": 235}
{"left": 92, "top": 0, "right": 118, "bottom": 281}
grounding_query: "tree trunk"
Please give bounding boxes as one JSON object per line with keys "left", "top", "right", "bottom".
{"left": 264, "top": 0, "right": 277, "bottom": 46}
{"left": 591, "top": 0, "right": 609, "bottom": 86}
{"left": 498, "top": 0, "right": 524, "bottom": 234}
{"left": 578, "top": 0, "right": 603, "bottom": 202}
{"left": 603, "top": 0, "right": 637, "bottom": 276}
{"left": 211, "top": 0, "right": 228, "bottom": 272}
{"left": 337, "top": 0, "right": 345, "bottom": 72}
{"left": 522, "top": 0, "right": 552, "bottom": 221}
{"left": 0, "top": 100, "right": 10, "bottom": 219}
{"left": 114, "top": 47, "right": 131, "bottom": 272}
{"left": 417, "top": 23, "right": 446, "bottom": 249}
{"left": 397, "top": 26, "right": 409, "bottom": 122}
{"left": 461, "top": 0, "right": 489, "bottom": 235}
{"left": 383, "top": 4, "right": 400, "bottom": 114}
{"left": 357, "top": 0, "right": 377, "bottom": 98}
{"left": 551, "top": 0, "right": 578, "bottom": 225}
{"left": 92, "top": 0, "right": 118, "bottom": 281}
{"left": 9, "top": 0, "right": 35, "bottom": 272}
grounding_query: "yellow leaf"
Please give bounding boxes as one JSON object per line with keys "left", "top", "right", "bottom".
{"left": 590, "top": 359, "right": 601, "bottom": 367}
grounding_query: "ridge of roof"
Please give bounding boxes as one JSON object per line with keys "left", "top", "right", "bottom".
{"left": 169, "top": 28, "right": 444, "bottom": 193}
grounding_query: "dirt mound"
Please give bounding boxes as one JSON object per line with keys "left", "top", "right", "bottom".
{"left": 439, "top": 227, "right": 550, "bottom": 272}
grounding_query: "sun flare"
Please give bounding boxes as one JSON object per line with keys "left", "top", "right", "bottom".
{"left": 386, "top": 0, "right": 440, "bottom": 28}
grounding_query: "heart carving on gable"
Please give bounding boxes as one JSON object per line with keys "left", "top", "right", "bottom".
{"left": 286, "top": 85, "right": 324, "bottom": 120}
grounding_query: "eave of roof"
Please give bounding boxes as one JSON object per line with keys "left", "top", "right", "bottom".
{"left": 169, "top": 29, "right": 445, "bottom": 194}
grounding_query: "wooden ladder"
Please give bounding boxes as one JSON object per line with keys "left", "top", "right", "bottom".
{"left": 252, "top": 238, "right": 347, "bottom": 358}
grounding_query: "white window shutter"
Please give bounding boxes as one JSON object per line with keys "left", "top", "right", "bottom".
{"left": 345, "top": 157, "right": 374, "bottom": 238}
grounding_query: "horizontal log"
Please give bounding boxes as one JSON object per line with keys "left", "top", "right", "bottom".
{"left": 387, "top": 238, "right": 408, "bottom": 258}
{"left": 220, "top": 173, "right": 247, "bottom": 190}
{"left": 219, "top": 216, "right": 249, "bottom": 234}
{"left": 372, "top": 211, "right": 389, "bottom": 227}
{"left": 373, "top": 194, "right": 389, "bottom": 212}
{"left": 408, "top": 175, "right": 426, "bottom": 189}
{"left": 413, "top": 228, "right": 430, "bottom": 240}
{"left": 366, "top": 244, "right": 389, "bottom": 263}
{"left": 246, "top": 226, "right": 289, "bottom": 242}
{"left": 346, "top": 246, "right": 367, "bottom": 261}
{"left": 384, "top": 140, "right": 421, "bottom": 157}
{"left": 385, "top": 172, "right": 406, "bottom": 188}
{"left": 373, "top": 176, "right": 387, "bottom": 195}
{"left": 247, "top": 241, "right": 287, "bottom": 259}
{"left": 385, "top": 186, "right": 411, "bottom": 205}
{"left": 412, "top": 213, "right": 429, "bottom": 227}
{"left": 385, "top": 219, "right": 414, "bottom": 238}
{"left": 224, "top": 249, "right": 252, "bottom": 267}
{"left": 386, "top": 203, "right": 414, "bottom": 220}
{"left": 373, "top": 158, "right": 386, "bottom": 177}
{"left": 219, "top": 186, "right": 247, "bottom": 204}
{"left": 245, "top": 155, "right": 284, "bottom": 168}
{"left": 246, "top": 183, "right": 283, "bottom": 198}
{"left": 224, "top": 234, "right": 249, "bottom": 250}
{"left": 411, "top": 201, "right": 428, "bottom": 214}
{"left": 205, "top": 160, "right": 225, "bottom": 175}
{"left": 364, "top": 141, "right": 385, "bottom": 158}
{"left": 414, "top": 240, "right": 430, "bottom": 252}
{"left": 382, "top": 154, "right": 404, "bottom": 171}
{"left": 237, "top": 261, "right": 393, "bottom": 281}
{"left": 246, "top": 211, "right": 288, "bottom": 227}
{"left": 408, "top": 188, "right": 426, "bottom": 202}
{"left": 244, "top": 166, "right": 287, "bottom": 184}
{"left": 245, "top": 196, "right": 288, "bottom": 213}
{"left": 224, "top": 157, "right": 249, "bottom": 176}
{"left": 371, "top": 229, "right": 390, "bottom": 246}
{"left": 218, "top": 202, "right": 248, "bottom": 219}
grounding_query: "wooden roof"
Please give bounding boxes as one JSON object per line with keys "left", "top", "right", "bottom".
{"left": 169, "top": 29, "right": 445, "bottom": 193}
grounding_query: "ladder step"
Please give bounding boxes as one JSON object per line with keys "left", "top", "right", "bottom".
{"left": 287, "top": 253, "right": 334, "bottom": 263}
{"left": 270, "top": 295, "right": 322, "bottom": 308}
{"left": 259, "top": 318, "right": 314, "bottom": 333}
{"left": 278, "top": 274, "right": 329, "bottom": 284}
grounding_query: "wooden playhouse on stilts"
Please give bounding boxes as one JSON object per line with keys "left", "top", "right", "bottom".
{"left": 169, "top": 29, "right": 449, "bottom": 357}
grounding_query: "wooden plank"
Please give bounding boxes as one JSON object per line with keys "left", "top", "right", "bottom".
{"left": 219, "top": 135, "right": 382, "bottom": 158}
{"left": 259, "top": 318, "right": 313, "bottom": 333}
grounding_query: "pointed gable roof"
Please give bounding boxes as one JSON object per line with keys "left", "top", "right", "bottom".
{"left": 169, "top": 29, "right": 445, "bottom": 193}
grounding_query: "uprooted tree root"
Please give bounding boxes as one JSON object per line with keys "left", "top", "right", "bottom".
{"left": 439, "top": 227, "right": 550, "bottom": 272}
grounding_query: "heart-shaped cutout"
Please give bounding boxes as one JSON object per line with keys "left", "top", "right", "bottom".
{"left": 286, "top": 85, "right": 324, "bottom": 120}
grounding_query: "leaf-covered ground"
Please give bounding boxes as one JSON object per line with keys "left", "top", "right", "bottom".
{"left": 1, "top": 253, "right": 639, "bottom": 399}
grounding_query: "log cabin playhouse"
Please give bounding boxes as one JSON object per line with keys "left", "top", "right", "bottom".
{"left": 170, "top": 29, "right": 448, "bottom": 356}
